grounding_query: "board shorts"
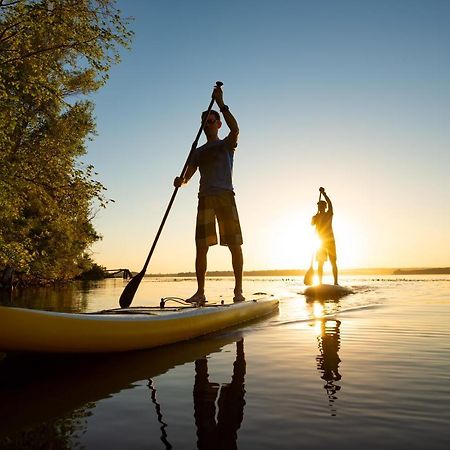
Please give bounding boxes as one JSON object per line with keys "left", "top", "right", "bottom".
{"left": 316, "top": 239, "right": 337, "bottom": 262}
{"left": 195, "top": 192, "right": 243, "bottom": 247}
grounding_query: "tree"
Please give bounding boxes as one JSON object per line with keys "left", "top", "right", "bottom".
{"left": 0, "top": 0, "right": 133, "bottom": 283}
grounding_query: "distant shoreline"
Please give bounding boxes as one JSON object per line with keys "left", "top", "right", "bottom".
{"left": 144, "top": 267, "right": 450, "bottom": 277}
{"left": 392, "top": 267, "right": 450, "bottom": 275}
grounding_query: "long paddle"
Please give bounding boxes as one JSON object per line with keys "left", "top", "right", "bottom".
{"left": 303, "top": 191, "right": 322, "bottom": 286}
{"left": 119, "top": 81, "right": 223, "bottom": 308}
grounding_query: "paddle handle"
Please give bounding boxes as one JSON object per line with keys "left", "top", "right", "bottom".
{"left": 139, "top": 82, "right": 223, "bottom": 274}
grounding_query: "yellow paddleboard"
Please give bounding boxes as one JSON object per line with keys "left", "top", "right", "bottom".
{"left": 0, "top": 297, "right": 278, "bottom": 353}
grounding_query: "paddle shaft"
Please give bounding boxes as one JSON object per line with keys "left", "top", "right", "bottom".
{"left": 304, "top": 191, "right": 323, "bottom": 285}
{"left": 139, "top": 83, "right": 222, "bottom": 275}
{"left": 310, "top": 191, "right": 322, "bottom": 265}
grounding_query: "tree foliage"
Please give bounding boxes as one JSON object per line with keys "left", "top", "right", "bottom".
{"left": 0, "top": 0, "right": 133, "bottom": 283}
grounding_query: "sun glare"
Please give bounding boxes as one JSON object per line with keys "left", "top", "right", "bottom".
{"left": 332, "top": 216, "right": 367, "bottom": 269}
{"left": 258, "top": 210, "right": 368, "bottom": 271}
{"left": 266, "top": 214, "right": 319, "bottom": 269}
{"left": 313, "top": 301, "right": 324, "bottom": 319}
{"left": 312, "top": 233, "right": 322, "bottom": 253}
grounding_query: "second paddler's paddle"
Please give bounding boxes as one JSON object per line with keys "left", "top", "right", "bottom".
{"left": 303, "top": 191, "right": 322, "bottom": 286}
{"left": 303, "top": 254, "right": 315, "bottom": 286}
{"left": 119, "top": 81, "right": 223, "bottom": 308}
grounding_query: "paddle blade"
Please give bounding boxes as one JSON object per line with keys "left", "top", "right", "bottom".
{"left": 303, "top": 267, "right": 314, "bottom": 286}
{"left": 119, "top": 272, "right": 145, "bottom": 308}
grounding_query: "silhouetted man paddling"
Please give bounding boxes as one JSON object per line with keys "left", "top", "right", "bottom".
{"left": 174, "top": 86, "right": 244, "bottom": 304}
{"left": 312, "top": 187, "right": 338, "bottom": 285}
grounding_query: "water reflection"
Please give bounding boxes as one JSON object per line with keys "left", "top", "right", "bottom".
{"left": 310, "top": 297, "right": 342, "bottom": 319}
{"left": 148, "top": 379, "right": 173, "bottom": 449}
{"left": 0, "top": 289, "right": 12, "bottom": 305}
{"left": 0, "top": 405, "right": 91, "bottom": 449}
{"left": 0, "top": 283, "right": 90, "bottom": 312}
{"left": 0, "top": 333, "right": 241, "bottom": 447}
{"left": 315, "top": 319, "right": 342, "bottom": 416}
{"left": 193, "top": 338, "right": 246, "bottom": 450}
{"left": 143, "top": 339, "right": 246, "bottom": 449}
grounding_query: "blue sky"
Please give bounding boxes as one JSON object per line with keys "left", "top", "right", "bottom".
{"left": 87, "top": 0, "right": 450, "bottom": 272}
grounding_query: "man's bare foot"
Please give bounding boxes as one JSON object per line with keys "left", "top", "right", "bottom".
{"left": 185, "top": 293, "right": 207, "bottom": 305}
{"left": 233, "top": 293, "right": 245, "bottom": 303}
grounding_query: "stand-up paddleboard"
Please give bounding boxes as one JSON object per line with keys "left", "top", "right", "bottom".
{"left": 0, "top": 297, "right": 278, "bottom": 353}
{"left": 303, "top": 284, "right": 353, "bottom": 300}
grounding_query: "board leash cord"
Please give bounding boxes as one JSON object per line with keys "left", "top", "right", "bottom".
{"left": 160, "top": 296, "right": 224, "bottom": 308}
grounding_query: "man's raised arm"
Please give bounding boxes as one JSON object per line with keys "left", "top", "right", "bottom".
{"left": 213, "top": 86, "right": 239, "bottom": 147}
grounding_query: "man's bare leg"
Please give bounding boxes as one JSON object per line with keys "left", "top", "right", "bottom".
{"left": 331, "top": 258, "right": 338, "bottom": 285}
{"left": 229, "top": 244, "right": 244, "bottom": 302}
{"left": 186, "top": 245, "right": 208, "bottom": 303}
{"left": 318, "top": 261, "right": 324, "bottom": 285}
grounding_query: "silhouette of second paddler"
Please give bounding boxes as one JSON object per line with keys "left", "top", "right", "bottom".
{"left": 311, "top": 187, "right": 339, "bottom": 285}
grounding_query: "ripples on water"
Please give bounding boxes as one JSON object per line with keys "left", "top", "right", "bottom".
{"left": 1, "top": 275, "right": 449, "bottom": 449}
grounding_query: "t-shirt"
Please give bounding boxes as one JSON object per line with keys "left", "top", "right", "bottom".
{"left": 312, "top": 211, "right": 335, "bottom": 242}
{"left": 190, "top": 138, "right": 236, "bottom": 197}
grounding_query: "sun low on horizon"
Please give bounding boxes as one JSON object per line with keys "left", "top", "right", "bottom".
{"left": 242, "top": 209, "right": 367, "bottom": 272}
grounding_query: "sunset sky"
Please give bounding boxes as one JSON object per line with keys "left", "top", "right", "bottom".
{"left": 87, "top": 0, "right": 450, "bottom": 273}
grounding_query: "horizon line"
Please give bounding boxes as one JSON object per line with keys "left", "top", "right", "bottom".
{"left": 139, "top": 266, "right": 450, "bottom": 277}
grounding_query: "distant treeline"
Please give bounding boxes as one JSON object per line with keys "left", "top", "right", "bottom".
{"left": 152, "top": 270, "right": 305, "bottom": 278}
{"left": 148, "top": 267, "right": 450, "bottom": 277}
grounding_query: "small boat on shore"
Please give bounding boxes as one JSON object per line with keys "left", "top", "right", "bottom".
{"left": 0, "top": 297, "right": 278, "bottom": 354}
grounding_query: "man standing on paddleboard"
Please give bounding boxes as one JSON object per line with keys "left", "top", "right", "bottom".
{"left": 311, "top": 187, "right": 338, "bottom": 285}
{"left": 174, "top": 85, "right": 244, "bottom": 304}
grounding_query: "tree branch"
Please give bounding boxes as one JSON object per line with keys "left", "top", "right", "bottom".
{"left": 1, "top": 34, "right": 103, "bottom": 65}
{"left": 0, "top": 1, "right": 22, "bottom": 8}
{"left": 0, "top": 20, "right": 25, "bottom": 43}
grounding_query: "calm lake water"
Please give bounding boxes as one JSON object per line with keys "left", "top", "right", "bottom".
{"left": 1, "top": 275, "right": 450, "bottom": 449}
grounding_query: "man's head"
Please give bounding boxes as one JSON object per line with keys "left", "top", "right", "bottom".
{"left": 317, "top": 200, "right": 327, "bottom": 212}
{"left": 202, "top": 109, "right": 222, "bottom": 139}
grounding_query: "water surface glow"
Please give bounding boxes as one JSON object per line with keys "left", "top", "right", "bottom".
{"left": 1, "top": 275, "right": 449, "bottom": 449}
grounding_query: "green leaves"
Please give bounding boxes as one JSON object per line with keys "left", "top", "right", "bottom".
{"left": 0, "top": 1, "right": 133, "bottom": 283}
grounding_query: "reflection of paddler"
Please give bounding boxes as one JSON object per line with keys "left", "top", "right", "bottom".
{"left": 193, "top": 339, "right": 246, "bottom": 450}
{"left": 317, "top": 320, "right": 341, "bottom": 382}
{"left": 311, "top": 187, "right": 338, "bottom": 285}
{"left": 0, "top": 334, "right": 239, "bottom": 438}
{"left": 316, "top": 319, "right": 342, "bottom": 416}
